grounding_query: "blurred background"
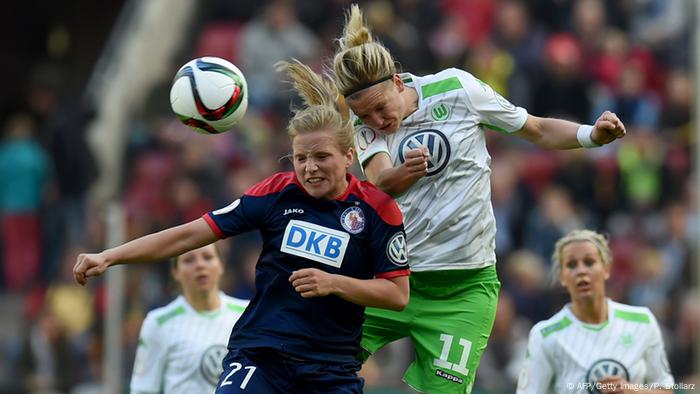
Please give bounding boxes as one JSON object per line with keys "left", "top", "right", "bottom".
{"left": 1, "top": 0, "right": 697, "bottom": 393}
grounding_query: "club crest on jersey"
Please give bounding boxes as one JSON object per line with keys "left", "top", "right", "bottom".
{"left": 281, "top": 220, "right": 350, "bottom": 268}
{"left": 355, "top": 126, "right": 376, "bottom": 151}
{"left": 340, "top": 206, "right": 365, "bottom": 234}
{"left": 200, "top": 344, "right": 228, "bottom": 386}
{"left": 431, "top": 103, "right": 451, "bottom": 121}
{"left": 586, "top": 359, "right": 629, "bottom": 394}
{"left": 387, "top": 232, "right": 408, "bottom": 266}
{"left": 398, "top": 129, "right": 451, "bottom": 177}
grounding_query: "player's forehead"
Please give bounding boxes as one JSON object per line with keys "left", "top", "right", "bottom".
{"left": 292, "top": 130, "right": 339, "bottom": 155}
{"left": 561, "top": 241, "right": 599, "bottom": 258}
{"left": 347, "top": 83, "right": 390, "bottom": 114}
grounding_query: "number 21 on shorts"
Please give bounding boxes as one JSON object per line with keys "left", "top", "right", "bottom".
{"left": 220, "top": 362, "right": 257, "bottom": 389}
{"left": 434, "top": 333, "right": 472, "bottom": 376}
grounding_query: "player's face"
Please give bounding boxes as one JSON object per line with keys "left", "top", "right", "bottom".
{"left": 347, "top": 76, "right": 406, "bottom": 135}
{"left": 559, "top": 241, "right": 610, "bottom": 301}
{"left": 172, "top": 244, "right": 224, "bottom": 294}
{"left": 292, "top": 129, "right": 353, "bottom": 199}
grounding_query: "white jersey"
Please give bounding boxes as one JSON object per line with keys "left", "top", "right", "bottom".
{"left": 354, "top": 68, "right": 528, "bottom": 271}
{"left": 130, "top": 293, "right": 248, "bottom": 394}
{"left": 516, "top": 299, "right": 674, "bottom": 394}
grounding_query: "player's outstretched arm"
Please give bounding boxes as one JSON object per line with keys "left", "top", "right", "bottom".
{"left": 289, "top": 268, "right": 409, "bottom": 311}
{"left": 73, "top": 218, "right": 218, "bottom": 286}
{"left": 364, "top": 148, "right": 429, "bottom": 197}
{"left": 513, "top": 111, "right": 626, "bottom": 150}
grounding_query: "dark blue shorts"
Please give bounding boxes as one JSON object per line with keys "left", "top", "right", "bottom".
{"left": 215, "top": 347, "right": 364, "bottom": 394}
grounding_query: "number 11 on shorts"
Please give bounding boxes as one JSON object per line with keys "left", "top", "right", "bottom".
{"left": 434, "top": 334, "right": 472, "bottom": 376}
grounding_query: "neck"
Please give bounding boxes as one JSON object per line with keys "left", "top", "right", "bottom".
{"left": 571, "top": 295, "right": 608, "bottom": 324}
{"left": 402, "top": 87, "right": 419, "bottom": 118}
{"left": 183, "top": 289, "right": 221, "bottom": 312}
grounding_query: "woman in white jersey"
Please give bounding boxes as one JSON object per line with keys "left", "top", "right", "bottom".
{"left": 330, "top": 5, "right": 627, "bottom": 394}
{"left": 130, "top": 243, "right": 249, "bottom": 393}
{"left": 517, "top": 230, "right": 674, "bottom": 393}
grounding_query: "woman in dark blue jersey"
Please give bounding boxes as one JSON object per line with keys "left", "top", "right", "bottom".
{"left": 73, "top": 60, "right": 410, "bottom": 394}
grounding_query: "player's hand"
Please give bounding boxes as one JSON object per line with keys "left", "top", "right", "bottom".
{"left": 73, "top": 252, "right": 109, "bottom": 286}
{"left": 401, "top": 146, "right": 430, "bottom": 178}
{"left": 597, "top": 376, "right": 632, "bottom": 394}
{"left": 289, "top": 268, "right": 336, "bottom": 298}
{"left": 592, "top": 110, "right": 626, "bottom": 145}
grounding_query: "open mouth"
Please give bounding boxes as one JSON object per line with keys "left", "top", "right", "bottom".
{"left": 575, "top": 279, "right": 591, "bottom": 292}
{"left": 306, "top": 177, "right": 324, "bottom": 185}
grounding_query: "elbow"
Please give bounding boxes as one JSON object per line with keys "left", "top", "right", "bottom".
{"left": 390, "top": 292, "right": 409, "bottom": 311}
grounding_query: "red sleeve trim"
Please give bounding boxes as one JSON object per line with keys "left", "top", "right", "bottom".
{"left": 354, "top": 179, "right": 403, "bottom": 226}
{"left": 202, "top": 213, "right": 225, "bottom": 239}
{"left": 376, "top": 269, "right": 411, "bottom": 279}
{"left": 245, "top": 172, "right": 298, "bottom": 197}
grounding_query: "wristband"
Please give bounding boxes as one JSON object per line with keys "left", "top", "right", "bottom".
{"left": 576, "top": 124, "right": 600, "bottom": 148}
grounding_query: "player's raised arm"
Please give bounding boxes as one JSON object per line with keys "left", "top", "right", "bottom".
{"left": 513, "top": 111, "right": 626, "bottom": 150}
{"left": 73, "top": 217, "right": 218, "bottom": 285}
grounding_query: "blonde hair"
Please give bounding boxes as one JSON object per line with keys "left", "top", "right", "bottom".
{"left": 550, "top": 229, "right": 612, "bottom": 284}
{"left": 333, "top": 4, "right": 397, "bottom": 97}
{"left": 275, "top": 60, "right": 353, "bottom": 151}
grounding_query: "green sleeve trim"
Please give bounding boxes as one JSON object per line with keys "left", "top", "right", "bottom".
{"left": 614, "top": 309, "right": 650, "bottom": 323}
{"left": 227, "top": 303, "right": 246, "bottom": 313}
{"left": 421, "top": 76, "right": 462, "bottom": 99}
{"left": 156, "top": 306, "right": 185, "bottom": 326}
{"left": 479, "top": 122, "right": 511, "bottom": 134}
{"left": 540, "top": 317, "right": 572, "bottom": 338}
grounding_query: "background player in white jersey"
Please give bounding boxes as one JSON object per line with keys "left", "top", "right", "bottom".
{"left": 130, "top": 243, "right": 248, "bottom": 394}
{"left": 330, "top": 5, "right": 627, "bottom": 393}
{"left": 517, "top": 230, "right": 674, "bottom": 394}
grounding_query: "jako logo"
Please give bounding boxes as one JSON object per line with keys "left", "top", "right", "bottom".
{"left": 284, "top": 208, "right": 304, "bottom": 215}
{"left": 281, "top": 220, "right": 349, "bottom": 267}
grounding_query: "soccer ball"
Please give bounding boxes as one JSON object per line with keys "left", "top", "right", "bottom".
{"left": 170, "top": 57, "right": 248, "bottom": 134}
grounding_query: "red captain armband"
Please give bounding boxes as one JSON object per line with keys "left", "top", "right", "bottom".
{"left": 376, "top": 269, "right": 411, "bottom": 279}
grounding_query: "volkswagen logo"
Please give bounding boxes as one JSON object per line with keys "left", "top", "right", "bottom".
{"left": 398, "top": 129, "right": 451, "bottom": 176}
{"left": 585, "top": 359, "right": 629, "bottom": 394}
{"left": 200, "top": 345, "right": 228, "bottom": 386}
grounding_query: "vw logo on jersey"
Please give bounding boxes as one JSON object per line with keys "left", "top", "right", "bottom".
{"left": 585, "top": 359, "right": 630, "bottom": 394}
{"left": 281, "top": 220, "right": 350, "bottom": 268}
{"left": 355, "top": 126, "right": 376, "bottom": 151}
{"left": 398, "top": 129, "right": 451, "bottom": 177}
{"left": 340, "top": 206, "right": 365, "bottom": 234}
{"left": 387, "top": 232, "right": 408, "bottom": 266}
{"left": 200, "top": 344, "right": 228, "bottom": 386}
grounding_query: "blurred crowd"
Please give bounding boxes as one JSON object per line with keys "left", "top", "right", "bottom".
{"left": 0, "top": 0, "right": 697, "bottom": 393}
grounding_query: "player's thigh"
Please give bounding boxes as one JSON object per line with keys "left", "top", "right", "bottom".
{"left": 215, "top": 348, "right": 290, "bottom": 394}
{"left": 293, "top": 360, "right": 364, "bottom": 394}
{"left": 360, "top": 304, "right": 412, "bottom": 360}
{"left": 406, "top": 274, "right": 500, "bottom": 393}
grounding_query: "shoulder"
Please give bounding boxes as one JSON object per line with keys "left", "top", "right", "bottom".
{"left": 532, "top": 308, "right": 572, "bottom": 340}
{"left": 148, "top": 298, "right": 188, "bottom": 329}
{"left": 351, "top": 177, "right": 402, "bottom": 226}
{"left": 245, "top": 172, "right": 299, "bottom": 197}
{"left": 610, "top": 300, "right": 654, "bottom": 325}
{"left": 221, "top": 294, "right": 249, "bottom": 314}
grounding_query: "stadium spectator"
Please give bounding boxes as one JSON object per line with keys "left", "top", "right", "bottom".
{"left": 130, "top": 243, "right": 248, "bottom": 393}
{"left": 331, "top": 5, "right": 625, "bottom": 393}
{"left": 517, "top": 229, "right": 674, "bottom": 393}
{"left": 73, "top": 59, "right": 410, "bottom": 393}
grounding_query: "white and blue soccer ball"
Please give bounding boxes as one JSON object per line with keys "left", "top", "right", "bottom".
{"left": 170, "top": 56, "right": 248, "bottom": 134}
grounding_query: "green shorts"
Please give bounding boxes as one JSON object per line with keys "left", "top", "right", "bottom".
{"left": 360, "top": 265, "right": 500, "bottom": 394}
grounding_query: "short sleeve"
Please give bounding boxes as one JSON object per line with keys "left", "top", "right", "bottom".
{"left": 130, "top": 314, "right": 167, "bottom": 394}
{"left": 203, "top": 195, "right": 267, "bottom": 238}
{"left": 353, "top": 122, "right": 390, "bottom": 171}
{"left": 516, "top": 326, "right": 554, "bottom": 394}
{"left": 643, "top": 314, "right": 675, "bottom": 389}
{"left": 455, "top": 69, "right": 528, "bottom": 134}
{"left": 367, "top": 200, "right": 410, "bottom": 279}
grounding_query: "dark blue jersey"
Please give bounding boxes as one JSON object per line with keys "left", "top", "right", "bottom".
{"left": 203, "top": 172, "right": 409, "bottom": 363}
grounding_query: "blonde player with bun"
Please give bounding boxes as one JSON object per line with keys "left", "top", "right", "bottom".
{"left": 331, "top": 5, "right": 627, "bottom": 393}
{"left": 517, "top": 230, "right": 673, "bottom": 394}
